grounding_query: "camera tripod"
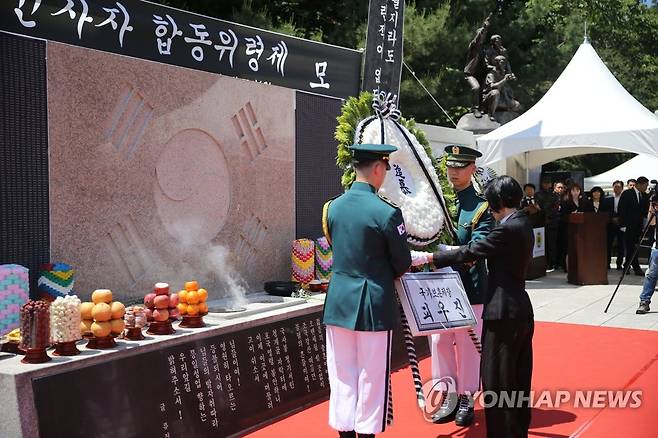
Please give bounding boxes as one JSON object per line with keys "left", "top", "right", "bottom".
{"left": 604, "top": 199, "right": 656, "bottom": 313}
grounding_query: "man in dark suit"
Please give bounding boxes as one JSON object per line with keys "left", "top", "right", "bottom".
{"left": 413, "top": 176, "right": 535, "bottom": 438}
{"left": 618, "top": 176, "right": 650, "bottom": 275}
{"left": 600, "top": 180, "right": 625, "bottom": 270}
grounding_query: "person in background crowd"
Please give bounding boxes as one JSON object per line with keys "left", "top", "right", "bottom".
{"left": 521, "top": 183, "right": 540, "bottom": 215}
{"left": 618, "top": 176, "right": 649, "bottom": 276}
{"left": 588, "top": 186, "right": 604, "bottom": 213}
{"left": 637, "top": 197, "right": 658, "bottom": 314}
{"left": 557, "top": 182, "right": 590, "bottom": 271}
{"left": 535, "top": 178, "right": 561, "bottom": 270}
{"left": 627, "top": 179, "right": 637, "bottom": 190}
{"left": 601, "top": 180, "right": 625, "bottom": 270}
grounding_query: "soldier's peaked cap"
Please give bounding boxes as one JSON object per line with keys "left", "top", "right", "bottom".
{"left": 444, "top": 145, "right": 482, "bottom": 168}
{"left": 350, "top": 143, "right": 397, "bottom": 162}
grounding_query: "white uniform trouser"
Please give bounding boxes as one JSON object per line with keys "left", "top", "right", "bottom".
{"left": 326, "top": 325, "right": 392, "bottom": 434}
{"left": 430, "top": 304, "right": 483, "bottom": 395}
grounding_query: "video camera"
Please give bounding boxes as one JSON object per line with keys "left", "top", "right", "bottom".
{"left": 650, "top": 180, "right": 658, "bottom": 205}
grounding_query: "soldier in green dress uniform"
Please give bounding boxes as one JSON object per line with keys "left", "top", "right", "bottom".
{"left": 430, "top": 145, "right": 493, "bottom": 426}
{"left": 322, "top": 143, "right": 412, "bottom": 438}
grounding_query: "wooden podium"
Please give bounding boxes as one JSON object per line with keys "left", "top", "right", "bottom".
{"left": 567, "top": 212, "right": 609, "bottom": 285}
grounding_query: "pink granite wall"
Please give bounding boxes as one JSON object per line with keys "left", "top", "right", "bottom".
{"left": 47, "top": 42, "right": 295, "bottom": 301}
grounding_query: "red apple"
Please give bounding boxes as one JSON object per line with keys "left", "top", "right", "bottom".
{"left": 169, "top": 294, "right": 179, "bottom": 308}
{"left": 154, "top": 295, "right": 170, "bottom": 309}
{"left": 153, "top": 308, "right": 169, "bottom": 322}
{"left": 154, "top": 282, "right": 169, "bottom": 296}
{"left": 144, "top": 293, "right": 157, "bottom": 309}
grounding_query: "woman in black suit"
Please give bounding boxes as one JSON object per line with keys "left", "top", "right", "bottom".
{"left": 557, "top": 182, "right": 590, "bottom": 269}
{"left": 413, "top": 176, "right": 534, "bottom": 438}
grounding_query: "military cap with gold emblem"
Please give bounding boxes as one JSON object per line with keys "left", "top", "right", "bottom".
{"left": 350, "top": 143, "right": 397, "bottom": 168}
{"left": 444, "top": 144, "right": 482, "bottom": 168}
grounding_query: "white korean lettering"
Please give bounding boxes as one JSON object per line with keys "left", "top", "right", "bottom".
{"left": 266, "top": 41, "right": 288, "bottom": 76}
{"left": 51, "top": 0, "right": 93, "bottom": 39}
{"left": 14, "top": 0, "right": 41, "bottom": 28}
{"left": 95, "top": 2, "right": 133, "bottom": 48}
{"left": 245, "top": 35, "right": 264, "bottom": 72}
{"left": 387, "top": 29, "right": 396, "bottom": 46}
{"left": 152, "top": 14, "right": 182, "bottom": 55}
{"left": 213, "top": 29, "right": 238, "bottom": 68}
{"left": 184, "top": 23, "right": 212, "bottom": 62}
{"left": 309, "top": 61, "right": 330, "bottom": 89}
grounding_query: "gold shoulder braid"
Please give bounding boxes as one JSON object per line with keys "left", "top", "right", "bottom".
{"left": 322, "top": 199, "right": 333, "bottom": 245}
{"left": 471, "top": 201, "right": 489, "bottom": 230}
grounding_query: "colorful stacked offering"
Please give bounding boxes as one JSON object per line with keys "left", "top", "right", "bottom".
{"left": 37, "top": 263, "right": 75, "bottom": 301}
{"left": 176, "top": 281, "right": 208, "bottom": 328}
{"left": 0, "top": 264, "right": 29, "bottom": 337}
{"left": 19, "top": 300, "right": 51, "bottom": 363}
{"left": 50, "top": 295, "right": 82, "bottom": 355}
{"left": 315, "top": 236, "right": 333, "bottom": 282}
{"left": 123, "top": 305, "right": 147, "bottom": 340}
{"left": 82, "top": 289, "right": 125, "bottom": 349}
{"left": 292, "top": 239, "right": 315, "bottom": 284}
{"left": 145, "top": 283, "right": 175, "bottom": 335}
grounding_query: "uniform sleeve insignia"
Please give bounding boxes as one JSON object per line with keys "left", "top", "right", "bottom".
{"left": 397, "top": 223, "right": 406, "bottom": 235}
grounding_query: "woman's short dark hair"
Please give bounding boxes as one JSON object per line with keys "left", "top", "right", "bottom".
{"left": 485, "top": 176, "right": 523, "bottom": 212}
{"left": 590, "top": 186, "right": 604, "bottom": 197}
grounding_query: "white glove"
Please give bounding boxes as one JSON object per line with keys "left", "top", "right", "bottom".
{"left": 437, "top": 244, "right": 459, "bottom": 251}
{"left": 410, "top": 251, "right": 432, "bottom": 267}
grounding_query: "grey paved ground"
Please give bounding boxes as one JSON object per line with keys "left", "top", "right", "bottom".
{"left": 527, "top": 263, "right": 658, "bottom": 331}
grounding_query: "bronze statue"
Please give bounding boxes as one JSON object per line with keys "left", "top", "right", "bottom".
{"left": 482, "top": 55, "right": 521, "bottom": 121}
{"left": 485, "top": 34, "right": 513, "bottom": 76}
{"left": 463, "top": 14, "right": 491, "bottom": 119}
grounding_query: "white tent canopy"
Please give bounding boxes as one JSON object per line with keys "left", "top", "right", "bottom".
{"left": 477, "top": 41, "right": 658, "bottom": 168}
{"left": 584, "top": 154, "right": 658, "bottom": 191}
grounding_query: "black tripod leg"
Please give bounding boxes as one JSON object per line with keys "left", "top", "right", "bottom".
{"left": 604, "top": 211, "right": 654, "bottom": 313}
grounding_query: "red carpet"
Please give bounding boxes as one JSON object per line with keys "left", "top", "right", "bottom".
{"left": 248, "top": 322, "right": 658, "bottom": 437}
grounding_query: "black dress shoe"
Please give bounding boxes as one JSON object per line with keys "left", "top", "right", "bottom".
{"left": 358, "top": 434, "right": 375, "bottom": 438}
{"left": 432, "top": 392, "right": 458, "bottom": 424}
{"left": 634, "top": 269, "right": 645, "bottom": 276}
{"left": 339, "top": 431, "right": 356, "bottom": 438}
{"left": 616, "top": 266, "right": 623, "bottom": 270}
{"left": 636, "top": 301, "right": 650, "bottom": 314}
{"left": 454, "top": 394, "right": 474, "bottom": 427}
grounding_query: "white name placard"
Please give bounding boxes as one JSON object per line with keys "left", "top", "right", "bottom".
{"left": 396, "top": 270, "right": 477, "bottom": 336}
{"left": 533, "top": 227, "right": 545, "bottom": 258}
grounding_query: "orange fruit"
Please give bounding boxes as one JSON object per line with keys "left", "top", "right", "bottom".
{"left": 186, "top": 304, "right": 199, "bottom": 316}
{"left": 177, "top": 302, "right": 187, "bottom": 315}
{"left": 186, "top": 290, "right": 199, "bottom": 304}
{"left": 184, "top": 281, "right": 198, "bottom": 292}
{"left": 178, "top": 290, "right": 188, "bottom": 304}
{"left": 198, "top": 302, "right": 208, "bottom": 315}
{"left": 197, "top": 288, "right": 208, "bottom": 302}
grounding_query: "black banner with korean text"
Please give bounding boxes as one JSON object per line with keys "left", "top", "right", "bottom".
{"left": 1, "top": 0, "right": 361, "bottom": 99}
{"left": 362, "top": 0, "right": 404, "bottom": 100}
